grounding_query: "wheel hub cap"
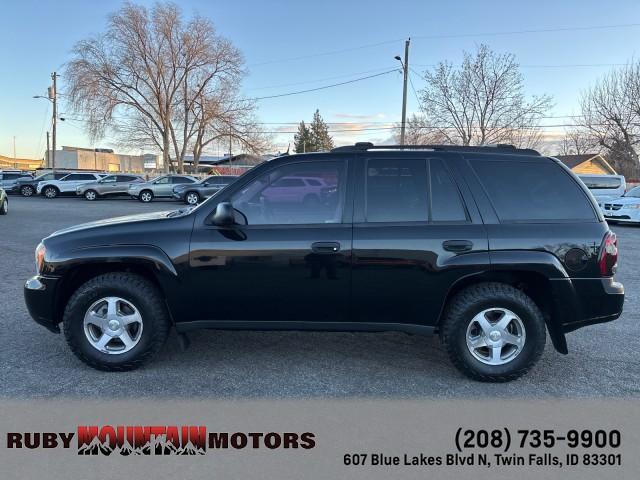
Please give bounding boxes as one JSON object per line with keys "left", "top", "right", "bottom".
{"left": 465, "top": 308, "right": 526, "bottom": 366}
{"left": 83, "top": 297, "right": 143, "bottom": 354}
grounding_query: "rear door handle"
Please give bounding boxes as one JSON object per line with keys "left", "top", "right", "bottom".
{"left": 311, "top": 242, "right": 341, "bottom": 253}
{"left": 442, "top": 240, "right": 473, "bottom": 252}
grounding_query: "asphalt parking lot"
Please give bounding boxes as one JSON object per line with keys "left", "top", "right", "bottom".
{"left": 1, "top": 195, "right": 639, "bottom": 399}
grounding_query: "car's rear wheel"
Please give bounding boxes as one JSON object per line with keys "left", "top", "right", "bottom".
{"left": 139, "top": 190, "right": 154, "bottom": 203}
{"left": 84, "top": 190, "right": 99, "bottom": 201}
{"left": 440, "top": 282, "right": 546, "bottom": 382}
{"left": 20, "top": 185, "right": 34, "bottom": 197}
{"left": 185, "top": 191, "right": 200, "bottom": 205}
{"left": 43, "top": 186, "right": 59, "bottom": 199}
{"left": 0, "top": 198, "right": 7, "bottom": 215}
{"left": 63, "top": 272, "right": 171, "bottom": 371}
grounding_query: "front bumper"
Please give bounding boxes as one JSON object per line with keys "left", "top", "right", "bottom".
{"left": 172, "top": 191, "right": 185, "bottom": 200}
{"left": 24, "top": 275, "right": 61, "bottom": 333}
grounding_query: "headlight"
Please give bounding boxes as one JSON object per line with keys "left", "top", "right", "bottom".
{"left": 35, "top": 242, "right": 46, "bottom": 274}
{"left": 627, "top": 204, "right": 640, "bottom": 210}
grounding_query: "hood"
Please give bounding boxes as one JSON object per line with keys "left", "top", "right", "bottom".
{"left": 603, "top": 196, "right": 640, "bottom": 205}
{"left": 48, "top": 208, "right": 192, "bottom": 237}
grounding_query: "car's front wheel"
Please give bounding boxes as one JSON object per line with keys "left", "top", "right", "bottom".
{"left": 139, "top": 190, "right": 154, "bottom": 203}
{"left": 185, "top": 191, "right": 200, "bottom": 205}
{"left": 440, "top": 282, "right": 546, "bottom": 382}
{"left": 43, "top": 186, "right": 59, "bottom": 198}
{"left": 0, "top": 198, "right": 7, "bottom": 215}
{"left": 63, "top": 272, "right": 171, "bottom": 371}
{"left": 20, "top": 185, "right": 34, "bottom": 197}
{"left": 84, "top": 190, "right": 98, "bottom": 201}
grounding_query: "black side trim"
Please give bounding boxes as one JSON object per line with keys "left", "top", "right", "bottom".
{"left": 175, "top": 320, "right": 436, "bottom": 335}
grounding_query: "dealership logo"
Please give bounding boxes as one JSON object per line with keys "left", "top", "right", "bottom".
{"left": 7, "top": 427, "right": 316, "bottom": 456}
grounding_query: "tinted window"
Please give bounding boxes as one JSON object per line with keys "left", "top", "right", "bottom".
{"left": 54, "top": 173, "right": 67, "bottom": 179}
{"left": 231, "top": 161, "right": 345, "bottom": 225}
{"left": 66, "top": 174, "right": 96, "bottom": 181}
{"left": 473, "top": 160, "right": 596, "bottom": 222}
{"left": 154, "top": 177, "right": 170, "bottom": 184}
{"left": 4, "top": 173, "right": 22, "bottom": 180}
{"left": 579, "top": 176, "right": 622, "bottom": 189}
{"left": 116, "top": 175, "right": 136, "bottom": 182}
{"left": 101, "top": 175, "right": 117, "bottom": 183}
{"left": 624, "top": 186, "right": 640, "bottom": 198}
{"left": 172, "top": 176, "right": 194, "bottom": 184}
{"left": 365, "top": 159, "right": 428, "bottom": 222}
{"left": 430, "top": 159, "right": 467, "bottom": 221}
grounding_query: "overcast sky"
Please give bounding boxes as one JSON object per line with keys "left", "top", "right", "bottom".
{"left": 1, "top": 0, "right": 639, "bottom": 158}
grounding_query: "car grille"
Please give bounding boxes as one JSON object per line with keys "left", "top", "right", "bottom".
{"left": 603, "top": 203, "right": 623, "bottom": 211}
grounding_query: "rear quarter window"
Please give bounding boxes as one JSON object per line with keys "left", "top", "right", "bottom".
{"left": 472, "top": 159, "right": 596, "bottom": 222}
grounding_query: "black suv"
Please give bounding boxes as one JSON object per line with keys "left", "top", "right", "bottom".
{"left": 24, "top": 143, "right": 624, "bottom": 381}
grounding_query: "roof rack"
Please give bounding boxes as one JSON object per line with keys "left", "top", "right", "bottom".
{"left": 331, "top": 142, "right": 541, "bottom": 156}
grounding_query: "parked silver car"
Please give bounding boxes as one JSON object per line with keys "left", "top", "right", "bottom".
{"left": 0, "top": 170, "right": 32, "bottom": 192}
{"left": 128, "top": 174, "right": 197, "bottom": 202}
{"left": 76, "top": 174, "right": 145, "bottom": 200}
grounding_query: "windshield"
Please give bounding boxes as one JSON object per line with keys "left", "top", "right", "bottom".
{"left": 624, "top": 186, "right": 640, "bottom": 198}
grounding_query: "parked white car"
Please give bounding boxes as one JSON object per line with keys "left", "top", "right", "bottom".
{"left": 601, "top": 185, "right": 640, "bottom": 224}
{"left": 578, "top": 174, "right": 626, "bottom": 202}
{"left": 37, "top": 172, "right": 107, "bottom": 198}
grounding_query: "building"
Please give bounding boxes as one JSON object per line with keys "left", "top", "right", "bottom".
{"left": 0, "top": 154, "right": 42, "bottom": 170}
{"left": 45, "top": 146, "right": 146, "bottom": 173}
{"left": 556, "top": 154, "right": 617, "bottom": 175}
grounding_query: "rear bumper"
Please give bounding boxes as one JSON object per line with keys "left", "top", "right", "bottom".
{"left": 24, "top": 276, "right": 61, "bottom": 333}
{"left": 552, "top": 277, "right": 624, "bottom": 334}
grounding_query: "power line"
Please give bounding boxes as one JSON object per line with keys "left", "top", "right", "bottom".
{"left": 249, "top": 23, "right": 640, "bottom": 67}
{"left": 412, "top": 62, "right": 629, "bottom": 69}
{"left": 250, "top": 69, "right": 398, "bottom": 100}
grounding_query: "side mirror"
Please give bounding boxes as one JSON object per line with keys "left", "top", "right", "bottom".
{"left": 203, "top": 182, "right": 210, "bottom": 186}
{"left": 212, "top": 202, "right": 236, "bottom": 226}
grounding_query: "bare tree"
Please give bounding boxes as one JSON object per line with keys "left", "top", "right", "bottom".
{"left": 393, "top": 114, "right": 448, "bottom": 144}
{"left": 418, "top": 44, "right": 552, "bottom": 148}
{"left": 557, "top": 129, "right": 596, "bottom": 156}
{"left": 65, "top": 2, "right": 258, "bottom": 173}
{"left": 579, "top": 61, "right": 640, "bottom": 178}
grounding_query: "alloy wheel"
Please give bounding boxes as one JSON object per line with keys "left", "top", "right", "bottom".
{"left": 465, "top": 308, "right": 526, "bottom": 366}
{"left": 140, "top": 191, "right": 153, "bottom": 202}
{"left": 85, "top": 190, "right": 97, "bottom": 201}
{"left": 21, "top": 185, "right": 34, "bottom": 196}
{"left": 186, "top": 192, "right": 199, "bottom": 205}
{"left": 83, "top": 297, "right": 144, "bottom": 354}
{"left": 44, "top": 187, "right": 57, "bottom": 198}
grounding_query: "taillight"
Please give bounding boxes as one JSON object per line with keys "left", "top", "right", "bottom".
{"left": 598, "top": 231, "right": 618, "bottom": 276}
{"left": 35, "top": 242, "right": 46, "bottom": 274}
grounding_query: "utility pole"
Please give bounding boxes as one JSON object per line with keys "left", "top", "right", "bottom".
{"left": 49, "top": 72, "right": 58, "bottom": 171}
{"left": 46, "top": 132, "right": 50, "bottom": 168}
{"left": 228, "top": 126, "right": 232, "bottom": 166}
{"left": 399, "top": 38, "right": 410, "bottom": 145}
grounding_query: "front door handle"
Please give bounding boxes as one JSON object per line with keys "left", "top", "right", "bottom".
{"left": 442, "top": 240, "right": 473, "bottom": 253}
{"left": 311, "top": 241, "right": 341, "bottom": 253}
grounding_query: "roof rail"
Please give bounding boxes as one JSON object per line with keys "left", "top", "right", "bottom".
{"left": 331, "top": 142, "right": 541, "bottom": 156}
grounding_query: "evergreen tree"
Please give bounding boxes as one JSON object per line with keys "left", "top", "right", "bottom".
{"left": 309, "top": 109, "right": 334, "bottom": 151}
{"left": 294, "top": 121, "right": 313, "bottom": 153}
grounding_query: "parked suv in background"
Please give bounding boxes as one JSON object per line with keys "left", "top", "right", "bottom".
{"left": 13, "top": 171, "right": 68, "bottom": 197}
{"left": 24, "top": 143, "right": 623, "bottom": 381}
{"left": 37, "top": 172, "right": 106, "bottom": 198}
{"left": 76, "top": 174, "right": 144, "bottom": 200}
{"left": 0, "top": 170, "right": 32, "bottom": 192}
{"left": 172, "top": 175, "right": 237, "bottom": 205}
{"left": 128, "top": 174, "right": 197, "bottom": 202}
{"left": 579, "top": 174, "right": 626, "bottom": 202}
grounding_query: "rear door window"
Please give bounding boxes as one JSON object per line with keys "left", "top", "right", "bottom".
{"left": 365, "top": 159, "right": 429, "bottom": 222}
{"left": 430, "top": 159, "right": 467, "bottom": 222}
{"left": 472, "top": 159, "right": 596, "bottom": 222}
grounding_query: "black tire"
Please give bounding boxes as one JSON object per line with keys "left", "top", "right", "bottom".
{"left": 184, "top": 191, "right": 200, "bottom": 205}
{"left": 139, "top": 190, "right": 154, "bottom": 203}
{"left": 63, "top": 272, "right": 171, "bottom": 371}
{"left": 440, "top": 282, "right": 546, "bottom": 382}
{"left": 20, "top": 185, "right": 35, "bottom": 197}
{"left": 84, "top": 189, "right": 99, "bottom": 201}
{"left": 0, "top": 198, "right": 7, "bottom": 215}
{"left": 43, "top": 186, "right": 59, "bottom": 199}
